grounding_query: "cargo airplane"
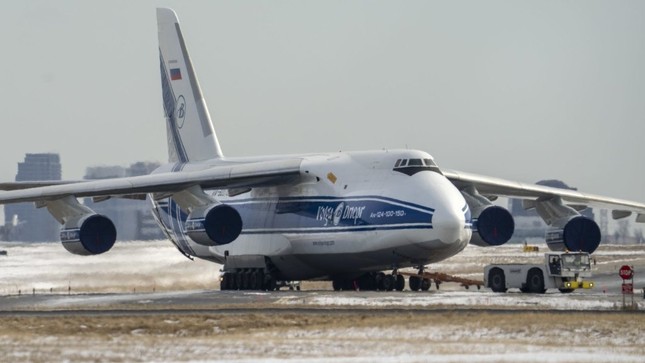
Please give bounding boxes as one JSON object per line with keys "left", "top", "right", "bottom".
{"left": 1, "top": 8, "right": 644, "bottom": 291}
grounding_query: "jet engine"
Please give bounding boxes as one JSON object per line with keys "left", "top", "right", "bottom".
{"left": 460, "top": 187, "right": 515, "bottom": 247}
{"left": 60, "top": 214, "right": 117, "bottom": 256}
{"left": 470, "top": 205, "right": 515, "bottom": 247}
{"left": 185, "top": 203, "right": 242, "bottom": 246}
{"left": 545, "top": 216, "right": 600, "bottom": 254}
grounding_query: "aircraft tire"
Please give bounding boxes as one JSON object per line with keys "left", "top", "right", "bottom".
{"left": 264, "top": 275, "right": 277, "bottom": 291}
{"left": 242, "top": 271, "right": 251, "bottom": 290}
{"left": 409, "top": 276, "right": 421, "bottom": 291}
{"left": 220, "top": 273, "right": 229, "bottom": 291}
{"left": 344, "top": 279, "right": 355, "bottom": 291}
{"left": 250, "top": 270, "right": 264, "bottom": 290}
{"left": 383, "top": 275, "right": 395, "bottom": 291}
{"left": 234, "top": 272, "right": 242, "bottom": 290}
{"left": 395, "top": 274, "right": 405, "bottom": 291}
{"left": 375, "top": 272, "right": 385, "bottom": 291}
{"left": 248, "top": 271, "right": 257, "bottom": 290}
{"left": 421, "top": 278, "right": 431, "bottom": 291}
{"left": 332, "top": 279, "right": 342, "bottom": 291}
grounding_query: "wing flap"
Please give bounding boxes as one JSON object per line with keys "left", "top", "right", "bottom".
{"left": 0, "top": 159, "right": 302, "bottom": 204}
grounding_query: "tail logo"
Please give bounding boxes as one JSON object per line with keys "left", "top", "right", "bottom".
{"left": 175, "top": 95, "right": 186, "bottom": 129}
{"left": 170, "top": 68, "right": 182, "bottom": 80}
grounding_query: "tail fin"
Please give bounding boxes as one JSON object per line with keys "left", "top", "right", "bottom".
{"left": 157, "top": 8, "right": 223, "bottom": 163}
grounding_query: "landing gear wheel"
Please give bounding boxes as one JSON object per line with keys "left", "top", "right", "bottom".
{"left": 488, "top": 268, "right": 507, "bottom": 293}
{"left": 332, "top": 279, "right": 342, "bottom": 291}
{"left": 357, "top": 274, "right": 376, "bottom": 291}
{"left": 250, "top": 271, "right": 264, "bottom": 290}
{"left": 375, "top": 272, "right": 385, "bottom": 291}
{"left": 558, "top": 288, "right": 574, "bottom": 293}
{"left": 344, "top": 279, "right": 356, "bottom": 291}
{"left": 420, "top": 278, "right": 431, "bottom": 291}
{"left": 242, "top": 271, "right": 251, "bottom": 290}
{"left": 264, "top": 275, "right": 277, "bottom": 291}
{"left": 395, "top": 274, "right": 405, "bottom": 291}
{"left": 220, "top": 273, "right": 229, "bottom": 291}
{"left": 383, "top": 274, "right": 395, "bottom": 291}
{"left": 234, "top": 272, "right": 242, "bottom": 290}
{"left": 409, "top": 276, "right": 421, "bottom": 291}
{"left": 526, "top": 268, "right": 546, "bottom": 294}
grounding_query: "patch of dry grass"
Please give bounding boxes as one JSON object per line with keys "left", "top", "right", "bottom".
{"left": 2, "top": 311, "right": 645, "bottom": 362}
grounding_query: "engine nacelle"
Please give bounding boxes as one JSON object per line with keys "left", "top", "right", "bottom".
{"left": 469, "top": 206, "right": 515, "bottom": 247}
{"left": 545, "top": 216, "right": 600, "bottom": 254}
{"left": 60, "top": 214, "right": 117, "bottom": 256}
{"left": 185, "top": 203, "right": 242, "bottom": 246}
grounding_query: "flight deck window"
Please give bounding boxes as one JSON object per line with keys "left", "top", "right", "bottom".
{"left": 393, "top": 156, "right": 443, "bottom": 176}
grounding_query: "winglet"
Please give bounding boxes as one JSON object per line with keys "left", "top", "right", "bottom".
{"left": 157, "top": 8, "right": 223, "bottom": 163}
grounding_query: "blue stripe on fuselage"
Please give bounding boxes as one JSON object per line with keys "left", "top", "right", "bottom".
{"left": 223, "top": 196, "right": 433, "bottom": 234}
{"left": 153, "top": 195, "right": 435, "bottom": 254}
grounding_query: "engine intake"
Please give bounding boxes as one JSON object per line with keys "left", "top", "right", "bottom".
{"left": 469, "top": 206, "right": 515, "bottom": 247}
{"left": 60, "top": 214, "right": 117, "bottom": 256}
{"left": 546, "top": 216, "right": 600, "bottom": 254}
{"left": 185, "top": 204, "right": 242, "bottom": 246}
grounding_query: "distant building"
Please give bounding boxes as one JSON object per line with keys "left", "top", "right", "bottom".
{"left": 83, "top": 162, "right": 164, "bottom": 241}
{"left": 4, "top": 153, "right": 62, "bottom": 242}
{"left": 508, "top": 179, "right": 595, "bottom": 242}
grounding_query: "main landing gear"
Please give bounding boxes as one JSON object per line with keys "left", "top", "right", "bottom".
{"left": 332, "top": 271, "right": 432, "bottom": 292}
{"left": 220, "top": 268, "right": 279, "bottom": 291}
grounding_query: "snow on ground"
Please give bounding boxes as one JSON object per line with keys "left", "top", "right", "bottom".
{"left": 1, "top": 240, "right": 644, "bottom": 295}
{"left": 275, "top": 290, "right": 631, "bottom": 310}
{"left": 0, "top": 240, "right": 221, "bottom": 294}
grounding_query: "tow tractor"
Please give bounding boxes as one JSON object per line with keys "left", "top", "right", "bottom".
{"left": 484, "top": 251, "right": 594, "bottom": 293}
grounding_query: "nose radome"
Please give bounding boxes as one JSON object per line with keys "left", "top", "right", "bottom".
{"left": 433, "top": 206, "right": 468, "bottom": 245}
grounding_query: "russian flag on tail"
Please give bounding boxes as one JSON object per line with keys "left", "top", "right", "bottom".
{"left": 170, "top": 68, "right": 182, "bottom": 80}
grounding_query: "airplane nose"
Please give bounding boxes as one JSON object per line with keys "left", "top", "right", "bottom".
{"left": 433, "top": 206, "right": 469, "bottom": 245}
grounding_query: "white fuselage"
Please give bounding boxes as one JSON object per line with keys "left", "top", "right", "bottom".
{"left": 150, "top": 149, "right": 472, "bottom": 280}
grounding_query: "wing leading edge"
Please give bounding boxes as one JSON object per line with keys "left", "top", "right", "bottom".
{"left": 0, "top": 159, "right": 302, "bottom": 205}
{"left": 444, "top": 168, "right": 645, "bottom": 222}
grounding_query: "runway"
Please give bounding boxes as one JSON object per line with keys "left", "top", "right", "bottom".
{"left": 1, "top": 274, "right": 643, "bottom": 313}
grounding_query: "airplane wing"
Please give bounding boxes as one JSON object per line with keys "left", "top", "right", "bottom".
{"left": 443, "top": 168, "right": 645, "bottom": 222}
{"left": 0, "top": 159, "right": 302, "bottom": 204}
{"left": 0, "top": 181, "right": 83, "bottom": 191}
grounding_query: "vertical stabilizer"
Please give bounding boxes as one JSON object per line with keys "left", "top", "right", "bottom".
{"left": 157, "top": 8, "right": 223, "bottom": 162}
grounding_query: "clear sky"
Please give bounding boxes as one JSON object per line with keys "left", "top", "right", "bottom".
{"left": 1, "top": 1, "right": 644, "bottom": 204}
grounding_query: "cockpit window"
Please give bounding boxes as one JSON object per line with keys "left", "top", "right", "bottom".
{"left": 392, "top": 157, "right": 443, "bottom": 176}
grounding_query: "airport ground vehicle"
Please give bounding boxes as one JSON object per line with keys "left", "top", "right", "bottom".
{"left": 484, "top": 252, "right": 594, "bottom": 293}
